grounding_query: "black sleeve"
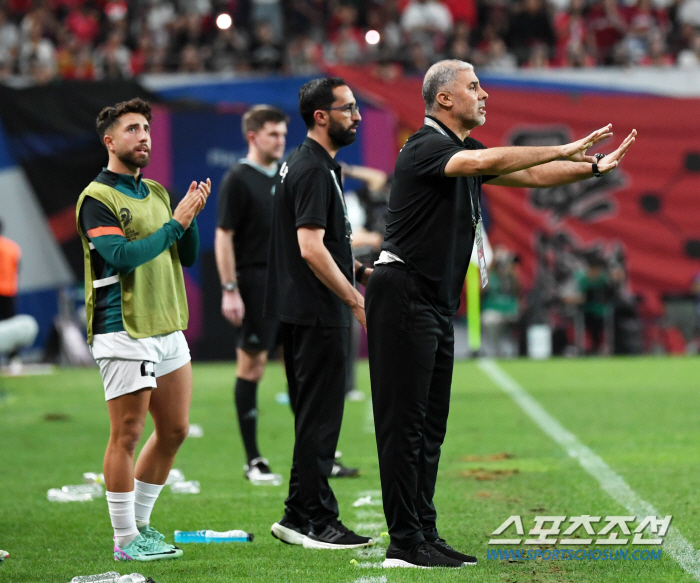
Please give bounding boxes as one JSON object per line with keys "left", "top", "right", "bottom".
{"left": 216, "top": 169, "right": 247, "bottom": 231}
{"left": 464, "top": 137, "right": 498, "bottom": 183}
{"left": 292, "top": 165, "right": 330, "bottom": 229}
{"left": 413, "top": 132, "right": 465, "bottom": 179}
{"left": 79, "top": 196, "right": 121, "bottom": 233}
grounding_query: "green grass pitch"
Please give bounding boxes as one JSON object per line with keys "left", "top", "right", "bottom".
{"left": 1, "top": 357, "right": 699, "bottom": 582}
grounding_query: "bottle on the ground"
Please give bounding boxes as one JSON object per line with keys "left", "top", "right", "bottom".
{"left": 70, "top": 572, "right": 120, "bottom": 582}
{"left": 62, "top": 483, "right": 104, "bottom": 497}
{"left": 47, "top": 488, "right": 93, "bottom": 502}
{"left": 174, "top": 529, "right": 253, "bottom": 543}
{"left": 70, "top": 572, "right": 146, "bottom": 583}
{"left": 170, "top": 480, "right": 200, "bottom": 494}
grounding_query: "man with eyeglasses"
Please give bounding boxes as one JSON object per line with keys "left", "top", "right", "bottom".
{"left": 265, "top": 77, "right": 374, "bottom": 549}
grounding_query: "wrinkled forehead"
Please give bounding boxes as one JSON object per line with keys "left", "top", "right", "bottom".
{"left": 457, "top": 68, "right": 479, "bottom": 87}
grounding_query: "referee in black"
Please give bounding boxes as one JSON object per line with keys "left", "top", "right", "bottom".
{"left": 265, "top": 77, "right": 374, "bottom": 549}
{"left": 366, "top": 59, "right": 636, "bottom": 568}
{"left": 215, "top": 105, "right": 288, "bottom": 484}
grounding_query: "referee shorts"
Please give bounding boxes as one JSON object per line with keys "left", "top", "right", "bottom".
{"left": 90, "top": 330, "right": 191, "bottom": 401}
{"left": 237, "top": 266, "right": 280, "bottom": 353}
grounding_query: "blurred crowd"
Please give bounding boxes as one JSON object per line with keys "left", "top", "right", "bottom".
{"left": 1, "top": 0, "right": 700, "bottom": 84}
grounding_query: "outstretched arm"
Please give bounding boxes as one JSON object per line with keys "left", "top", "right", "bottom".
{"left": 445, "top": 125, "right": 613, "bottom": 177}
{"left": 487, "top": 129, "right": 637, "bottom": 188}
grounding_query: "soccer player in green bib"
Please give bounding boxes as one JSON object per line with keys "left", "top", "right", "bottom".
{"left": 76, "top": 98, "right": 210, "bottom": 562}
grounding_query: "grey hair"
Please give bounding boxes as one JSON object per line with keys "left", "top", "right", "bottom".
{"left": 422, "top": 60, "right": 474, "bottom": 112}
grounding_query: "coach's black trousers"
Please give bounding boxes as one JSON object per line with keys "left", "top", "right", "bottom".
{"left": 366, "top": 264, "right": 454, "bottom": 549}
{"left": 280, "top": 322, "right": 348, "bottom": 529}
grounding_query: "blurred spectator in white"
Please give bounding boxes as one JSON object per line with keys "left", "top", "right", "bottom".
{"left": 678, "top": 0, "right": 700, "bottom": 27}
{"left": 94, "top": 30, "right": 132, "bottom": 79}
{"left": 401, "top": 0, "right": 453, "bottom": 35}
{"left": 18, "top": 12, "right": 56, "bottom": 83}
{"left": 250, "top": 0, "right": 284, "bottom": 39}
{"left": 177, "top": 0, "right": 212, "bottom": 16}
{"left": 145, "top": 0, "right": 177, "bottom": 49}
{"left": 678, "top": 28, "right": 700, "bottom": 67}
{"left": 0, "top": 7, "right": 20, "bottom": 62}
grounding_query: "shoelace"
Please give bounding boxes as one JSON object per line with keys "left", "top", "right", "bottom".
{"left": 141, "top": 526, "right": 165, "bottom": 542}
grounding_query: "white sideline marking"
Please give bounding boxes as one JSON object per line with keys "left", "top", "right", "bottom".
{"left": 478, "top": 359, "right": 700, "bottom": 581}
{"left": 354, "top": 576, "right": 386, "bottom": 583}
{"left": 356, "top": 546, "right": 385, "bottom": 558}
{"left": 355, "top": 509, "right": 384, "bottom": 520}
{"left": 354, "top": 522, "right": 385, "bottom": 531}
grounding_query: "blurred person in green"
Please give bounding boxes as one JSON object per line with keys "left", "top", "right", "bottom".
{"left": 575, "top": 255, "right": 615, "bottom": 354}
{"left": 481, "top": 246, "right": 520, "bottom": 357}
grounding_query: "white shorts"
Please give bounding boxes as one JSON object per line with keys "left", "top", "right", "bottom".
{"left": 90, "top": 331, "right": 191, "bottom": 401}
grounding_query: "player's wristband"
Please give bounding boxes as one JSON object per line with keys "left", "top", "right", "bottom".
{"left": 356, "top": 265, "right": 367, "bottom": 283}
{"left": 592, "top": 153, "right": 606, "bottom": 178}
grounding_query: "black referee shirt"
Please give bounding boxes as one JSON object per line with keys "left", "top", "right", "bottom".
{"left": 216, "top": 159, "right": 278, "bottom": 269}
{"left": 382, "top": 115, "right": 495, "bottom": 315}
{"left": 265, "top": 137, "right": 354, "bottom": 327}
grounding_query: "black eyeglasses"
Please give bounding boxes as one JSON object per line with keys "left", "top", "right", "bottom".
{"left": 327, "top": 103, "right": 360, "bottom": 116}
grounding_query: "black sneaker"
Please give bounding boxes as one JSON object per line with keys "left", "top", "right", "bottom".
{"left": 302, "top": 520, "right": 374, "bottom": 549}
{"left": 330, "top": 462, "right": 360, "bottom": 478}
{"left": 271, "top": 515, "right": 310, "bottom": 545}
{"left": 427, "top": 538, "right": 477, "bottom": 565}
{"left": 383, "top": 541, "right": 466, "bottom": 568}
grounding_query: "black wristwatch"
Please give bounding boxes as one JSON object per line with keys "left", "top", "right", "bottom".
{"left": 356, "top": 265, "right": 367, "bottom": 283}
{"left": 592, "top": 153, "right": 606, "bottom": 178}
{"left": 222, "top": 281, "right": 238, "bottom": 292}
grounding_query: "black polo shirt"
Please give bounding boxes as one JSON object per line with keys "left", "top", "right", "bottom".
{"left": 216, "top": 159, "right": 278, "bottom": 269}
{"left": 265, "top": 137, "right": 354, "bottom": 327}
{"left": 382, "top": 115, "right": 495, "bottom": 315}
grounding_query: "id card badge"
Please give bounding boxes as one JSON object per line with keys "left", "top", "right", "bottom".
{"left": 475, "top": 221, "right": 489, "bottom": 289}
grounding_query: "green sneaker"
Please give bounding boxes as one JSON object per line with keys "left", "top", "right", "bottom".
{"left": 114, "top": 534, "right": 183, "bottom": 561}
{"left": 138, "top": 525, "right": 177, "bottom": 550}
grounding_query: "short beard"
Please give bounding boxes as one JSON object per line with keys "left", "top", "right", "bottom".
{"left": 117, "top": 148, "right": 150, "bottom": 170}
{"left": 328, "top": 118, "right": 357, "bottom": 148}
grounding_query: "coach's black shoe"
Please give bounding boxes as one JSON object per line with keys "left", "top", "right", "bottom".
{"left": 271, "top": 516, "right": 310, "bottom": 545}
{"left": 383, "top": 541, "right": 466, "bottom": 568}
{"left": 427, "top": 538, "right": 477, "bottom": 565}
{"left": 302, "top": 520, "right": 374, "bottom": 549}
{"left": 330, "top": 462, "right": 359, "bottom": 478}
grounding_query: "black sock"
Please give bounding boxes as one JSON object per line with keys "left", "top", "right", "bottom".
{"left": 234, "top": 378, "right": 260, "bottom": 463}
